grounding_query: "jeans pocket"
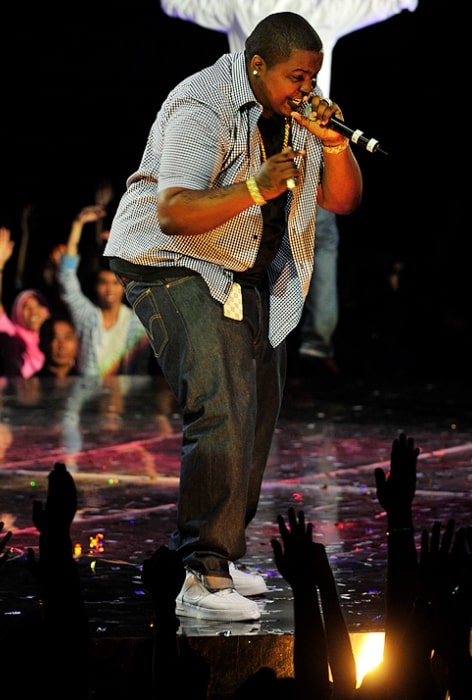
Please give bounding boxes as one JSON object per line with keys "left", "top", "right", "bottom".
{"left": 128, "top": 284, "right": 169, "bottom": 359}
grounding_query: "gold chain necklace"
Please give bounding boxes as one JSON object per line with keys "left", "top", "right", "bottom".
{"left": 258, "top": 118, "right": 290, "bottom": 161}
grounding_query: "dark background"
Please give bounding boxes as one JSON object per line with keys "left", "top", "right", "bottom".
{"left": 3, "top": 1, "right": 466, "bottom": 380}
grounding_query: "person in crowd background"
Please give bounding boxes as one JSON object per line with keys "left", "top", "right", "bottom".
{"left": 269, "top": 506, "right": 357, "bottom": 699}
{"left": 159, "top": 0, "right": 419, "bottom": 378}
{"left": 26, "top": 462, "right": 90, "bottom": 699}
{"left": 1, "top": 431, "right": 470, "bottom": 697}
{"left": 76, "top": 177, "right": 117, "bottom": 300}
{"left": 355, "top": 433, "right": 472, "bottom": 699}
{"left": 233, "top": 436, "right": 472, "bottom": 700}
{"left": 37, "top": 178, "right": 117, "bottom": 318}
{"left": 57, "top": 205, "right": 153, "bottom": 377}
{"left": 1, "top": 464, "right": 90, "bottom": 699}
{"left": 0, "top": 520, "right": 12, "bottom": 568}
{"left": 141, "top": 544, "right": 211, "bottom": 699}
{"left": 35, "top": 315, "right": 79, "bottom": 378}
{"left": 104, "top": 11, "right": 363, "bottom": 622}
{"left": 0, "top": 226, "right": 51, "bottom": 378}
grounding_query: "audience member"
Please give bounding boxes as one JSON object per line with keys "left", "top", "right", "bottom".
{"left": 270, "top": 506, "right": 357, "bottom": 700}
{"left": 54, "top": 424, "right": 472, "bottom": 700}
{"left": 76, "top": 177, "right": 116, "bottom": 299}
{"left": 140, "top": 508, "right": 356, "bottom": 699}
{"left": 417, "top": 519, "right": 472, "bottom": 700}
{"left": 0, "top": 520, "right": 12, "bottom": 568}
{"left": 141, "top": 544, "right": 210, "bottom": 699}
{"left": 25, "top": 462, "right": 90, "bottom": 699}
{"left": 57, "top": 205, "right": 153, "bottom": 376}
{"left": 354, "top": 432, "right": 435, "bottom": 699}
{"left": 35, "top": 315, "right": 79, "bottom": 378}
{"left": 355, "top": 433, "right": 472, "bottom": 699}
{"left": 0, "top": 225, "right": 51, "bottom": 377}
{"left": 233, "top": 435, "right": 470, "bottom": 700}
{"left": 41, "top": 241, "right": 71, "bottom": 317}
{"left": 11, "top": 201, "right": 66, "bottom": 305}
{"left": 0, "top": 430, "right": 470, "bottom": 698}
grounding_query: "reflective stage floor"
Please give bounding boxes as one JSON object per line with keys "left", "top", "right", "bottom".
{"left": 1, "top": 361, "right": 471, "bottom": 696}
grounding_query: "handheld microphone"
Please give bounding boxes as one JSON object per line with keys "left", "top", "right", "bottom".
{"left": 294, "top": 99, "right": 388, "bottom": 156}
{"left": 327, "top": 115, "right": 388, "bottom": 156}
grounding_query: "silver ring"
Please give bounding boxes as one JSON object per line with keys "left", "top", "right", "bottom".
{"left": 320, "top": 97, "right": 333, "bottom": 107}
{"left": 286, "top": 178, "right": 296, "bottom": 190}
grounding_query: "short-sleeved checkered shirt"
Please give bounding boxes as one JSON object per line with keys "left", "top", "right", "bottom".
{"left": 104, "top": 51, "right": 324, "bottom": 347}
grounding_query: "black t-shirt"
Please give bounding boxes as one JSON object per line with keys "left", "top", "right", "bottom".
{"left": 235, "top": 114, "right": 289, "bottom": 287}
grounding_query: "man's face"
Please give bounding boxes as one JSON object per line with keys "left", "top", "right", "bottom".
{"left": 256, "top": 49, "right": 323, "bottom": 117}
{"left": 47, "top": 321, "right": 78, "bottom": 368}
{"left": 95, "top": 270, "right": 125, "bottom": 310}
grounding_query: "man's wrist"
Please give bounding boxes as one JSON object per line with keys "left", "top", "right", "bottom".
{"left": 322, "top": 139, "right": 349, "bottom": 154}
{"left": 246, "top": 177, "right": 267, "bottom": 206}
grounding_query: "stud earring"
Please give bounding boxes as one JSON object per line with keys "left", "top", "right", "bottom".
{"left": 252, "top": 69, "right": 258, "bottom": 76}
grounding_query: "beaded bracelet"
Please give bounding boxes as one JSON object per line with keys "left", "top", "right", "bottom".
{"left": 322, "top": 139, "right": 349, "bottom": 154}
{"left": 246, "top": 177, "right": 267, "bottom": 206}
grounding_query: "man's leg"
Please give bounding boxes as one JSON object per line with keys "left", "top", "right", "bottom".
{"left": 123, "top": 273, "right": 276, "bottom": 620}
{"left": 299, "top": 205, "right": 339, "bottom": 369}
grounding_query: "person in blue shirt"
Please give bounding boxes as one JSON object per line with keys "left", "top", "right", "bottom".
{"left": 58, "top": 205, "right": 152, "bottom": 377}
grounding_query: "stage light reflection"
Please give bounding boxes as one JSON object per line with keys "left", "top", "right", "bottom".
{"left": 350, "top": 631, "right": 385, "bottom": 687}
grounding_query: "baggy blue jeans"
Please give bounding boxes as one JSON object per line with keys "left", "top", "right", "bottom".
{"left": 122, "top": 270, "right": 287, "bottom": 579}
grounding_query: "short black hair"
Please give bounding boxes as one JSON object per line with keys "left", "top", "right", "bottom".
{"left": 39, "top": 315, "right": 76, "bottom": 351}
{"left": 245, "top": 12, "right": 323, "bottom": 68}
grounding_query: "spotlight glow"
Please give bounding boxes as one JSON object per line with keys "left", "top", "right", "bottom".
{"left": 350, "top": 632, "right": 385, "bottom": 687}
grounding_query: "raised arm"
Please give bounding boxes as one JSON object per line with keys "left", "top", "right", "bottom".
{"left": 271, "top": 507, "right": 332, "bottom": 700}
{"left": 0, "top": 227, "right": 15, "bottom": 313}
{"left": 65, "top": 205, "right": 107, "bottom": 257}
{"left": 374, "top": 432, "right": 419, "bottom": 663}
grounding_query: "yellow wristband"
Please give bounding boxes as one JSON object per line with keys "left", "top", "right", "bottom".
{"left": 246, "top": 177, "right": 267, "bottom": 206}
{"left": 322, "top": 139, "right": 349, "bottom": 154}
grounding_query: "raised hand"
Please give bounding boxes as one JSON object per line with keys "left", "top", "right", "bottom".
{"left": 142, "top": 544, "right": 185, "bottom": 627}
{"left": 271, "top": 507, "right": 355, "bottom": 700}
{"left": 28, "top": 462, "right": 77, "bottom": 574}
{"left": 374, "top": 434, "right": 420, "bottom": 683}
{"left": 402, "top": 518, "right": 472, "bottom": 700}
{"left": 419, "top": 520, "right": 471, "bottom": 647}
{"left": 374, "top": 432, "right": 419, "bottom": 522}
{"left": 48, "top": 243, "right": 67, "bottom": 267}
{"left": 65, "top": 205, "right": 107, "bottom": 256}
{"left": 32, "top": 461, "right": 77, "bottom": 534}
{"left": 0, "top": 521, "right": 12, "bottom": 568}
{"left": 446, "top": 525, "right": 472, "bottom": 699}
{"left": 74, "top": 204, "right": 107, "bottom": 226}
{"left": 0, "top": 226, "right": 15, "bottom": 270}
{"left": 271, "top": 506, "right": 323, "bottom": 589}
{"left": 26, "top": 463, "right": 89, "bottom": 699}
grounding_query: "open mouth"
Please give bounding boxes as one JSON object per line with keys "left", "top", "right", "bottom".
{"left": 288, "top": 98, "right": 312, "bottom": 117}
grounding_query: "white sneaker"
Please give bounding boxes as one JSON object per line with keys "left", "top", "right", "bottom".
{"left": 176, "top": 570, "right": 261, "bottom": 622}
{"left": 229, "top": 562, "right": 268, "bottom": 596}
